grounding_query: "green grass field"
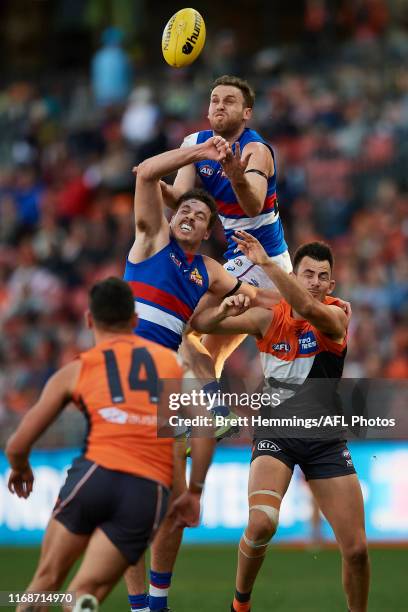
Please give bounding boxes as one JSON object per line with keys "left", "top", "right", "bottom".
{"left": 0, "top": 545, "right": 406, "bottom": 611}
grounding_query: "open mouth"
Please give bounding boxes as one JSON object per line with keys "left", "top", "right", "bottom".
{"left": 180, "top": 223, "right": 193, "bottom": 233}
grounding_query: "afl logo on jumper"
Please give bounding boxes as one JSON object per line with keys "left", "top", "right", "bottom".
{"left": 272, "top": 342, "right": 291, "bottom": 352}
{"left": 257, "top": 440, "right": 281, "bottom": 452}
{"left": 200, "top": 164, "right": 214, "bottom": 177}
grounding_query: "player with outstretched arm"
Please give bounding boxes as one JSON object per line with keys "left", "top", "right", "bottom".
{"left": 161, "top": 75, "right": 292, "bottom": 378}
{"left": 123, "top": 137, "right": 281, "bottom": 612}
{"left": 191, "top": 232, "right": 369, "bottom": 612}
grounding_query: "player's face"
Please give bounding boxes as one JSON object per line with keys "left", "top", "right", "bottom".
{"left": 171, "top": 199, "right": 212, "bottom": 247}
{"left": 208, "top": 85, "right": 252, "bottom": 135}
{"left": 295, "top": 256, "right": 335, "bottom": 302}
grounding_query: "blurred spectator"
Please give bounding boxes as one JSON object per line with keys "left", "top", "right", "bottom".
{"left": 121, "top": 85, "right": 160, "bottom": 146}
{"left": 14, "top": 165, "right": 43, "bottom": 226}
{"left": 208, "top": 30, "right": 242, "bottom": 77}
{"left": 91, "top": 27, "right": 132, "bottom": 107}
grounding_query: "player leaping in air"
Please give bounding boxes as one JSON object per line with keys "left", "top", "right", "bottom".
{"left": 160, "top": 75, "right": 292, "bottom": 377}
{"left": 123, "top": 137, "right": 281, "bottom": 612}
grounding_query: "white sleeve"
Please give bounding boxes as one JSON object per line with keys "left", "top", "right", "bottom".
{"left": 181, "top": 132, "right": 199, "bottom": 148}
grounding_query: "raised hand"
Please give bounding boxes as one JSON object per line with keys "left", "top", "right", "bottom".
{"left": 232, "top": 230, "right": 269, "bottom": 265}
{"left": 221, "top": 141, "right": 252, "bottom": 182}
{"left": 336, "top": 298, "right": 352, "bottom": 320}
{"left": 200, "top": 136, "right": 231, "bottom": 163}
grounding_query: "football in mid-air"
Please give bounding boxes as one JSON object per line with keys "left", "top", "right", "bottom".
{"left": 162, "top": 8, "right": 206, "bottom": 68}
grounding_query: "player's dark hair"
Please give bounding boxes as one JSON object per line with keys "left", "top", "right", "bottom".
{"left": 293, "top": 242, "right": 334, "bottom": 273}
{"left": 176, "top": 188, "right": 218, "bottom": 230}
{"left": 211, "top": 75, "right": 255, "bottom": 108}
{"left": 90, "top": 277, "right": 135, "bottom": 328}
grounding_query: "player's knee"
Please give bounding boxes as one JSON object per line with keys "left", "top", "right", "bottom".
{"left": 73, "top": 577, "right": 104, "bottom": 597}
{"left": 239, "top": 507, "right": 279, "bottom": 560}
{"left": 202, "top": 338, "right": 230, "bottom": 376}
{"left": 247, "top": 489, "right": 281, "bottom": 540}
{"left": 34, "top": 560, "right": 65, "bottom": 590}
{"left": 248, "top": 509, "right": 278, "bottom": 542}
{"left": 342, "top": 541, "right": 369, "bottom": 567}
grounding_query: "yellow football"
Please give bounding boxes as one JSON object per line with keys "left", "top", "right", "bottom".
{"left": 162, "top": 8, "right": 206, "bottom": 68}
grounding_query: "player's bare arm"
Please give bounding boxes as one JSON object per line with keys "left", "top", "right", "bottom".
{"left": 161, "top": 146, "right": 203, "bottom": 210}
{"left": 131, "top": 175, "right": 194, "bottom": 213}
{"left": 233, "top": 230, "right": 347, "bottom": 339}
{"left": 191, "top": 293, "right": 271, "bottom": 337}
{"left": 185, "top": 254, "right": 279, "bottom": 337}
{"left": 6, "top": 360, "right": 81, "bottom": 498}
{"left": 163, "top": 378, "right": 217, "bottom": 529}
{"left": 167, "top": 342, "right": 218, "bottom": 530}
{"left": 129, "top": 137, "right": 230, "bottom": 263}
{"left": 168, "top": 434, "right": 216, "bottom": 529}
{"left": 221, "top": 141, "right": 273, "bottom": 217}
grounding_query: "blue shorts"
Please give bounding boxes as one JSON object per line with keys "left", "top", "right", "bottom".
{"left": 251, "top": 438, "right": 356, "bottom": 480}
{"left": 53, "top": 456, "right": 168, "bottom": 563}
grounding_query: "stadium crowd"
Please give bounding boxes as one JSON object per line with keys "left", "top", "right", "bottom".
{"left": 0, "top": 2, "right": 407, "bottom": 441}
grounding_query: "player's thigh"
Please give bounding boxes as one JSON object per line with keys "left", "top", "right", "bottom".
{"left": 34, "top": 518, "right": 89, "bottom": 583}
{"left": 308, "top": 474, "right": 366, "bottom": 549}
{"left": 246, "top": 456, "right": 292, "bottom": 537}
{"left": 179, "top": 332, "right": 215, "bottom": 378}
{"left": 67, "top": 527, "right": 129, "bottom": 602}
{"left": 202, "top": 332, "right": 247, "bottom": 363}
{"left": 249, "top": 455, "right": 292, "bottom": 498}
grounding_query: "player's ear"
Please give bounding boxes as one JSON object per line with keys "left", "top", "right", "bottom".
{"left": 85, "top": 309, "right": 93, "bottom": 329}
{"left": 327, "top": 279, "right": 336, "bottom": 295}
{"left": 244, "top": 107, "right": 252, "bottom": 121}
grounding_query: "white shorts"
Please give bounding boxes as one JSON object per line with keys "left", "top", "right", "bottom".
{"left": 223, "top": 250, "right": 292, "bottom": 289}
